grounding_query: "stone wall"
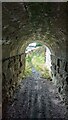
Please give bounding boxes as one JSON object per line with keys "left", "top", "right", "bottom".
{"left": 51, "top": 54, "right": 68, "bottom": 107}
{"left": 2, "top": 53, "right": 25, "bottom": 106}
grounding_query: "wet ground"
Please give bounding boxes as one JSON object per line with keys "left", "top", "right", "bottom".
{"left": 3, "top": 76, "right": 67, "bottom": 119}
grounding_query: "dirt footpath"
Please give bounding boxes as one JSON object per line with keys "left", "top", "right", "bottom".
{"left": 4, "top": 77, "right": 67, "bottom": 119}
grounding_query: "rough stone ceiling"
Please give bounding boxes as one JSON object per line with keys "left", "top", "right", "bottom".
{"left": 2, "top": 2, "right": 67, "bottom": 58}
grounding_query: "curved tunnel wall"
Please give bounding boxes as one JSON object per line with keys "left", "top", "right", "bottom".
{"left": 2, "top": 2, "right": 68, "bottom": 109}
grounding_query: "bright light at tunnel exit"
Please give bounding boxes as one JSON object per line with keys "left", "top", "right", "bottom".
{"left": 25, "top": 42, "right": 51, "bottom": 74}
{"left": 25, "top": 42, "right": 36, "bottom": 53}
{"left": 45, "top": 46, "right": 51, "bottom": 74}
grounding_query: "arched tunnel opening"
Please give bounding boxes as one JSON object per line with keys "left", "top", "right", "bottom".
{"left": 25, "top": 42, "right": 52, "bottom": 80}
{"left": 1, "top": 2, "right": 68, "bottom": 119}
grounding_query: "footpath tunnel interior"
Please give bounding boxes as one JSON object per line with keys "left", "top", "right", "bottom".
{"left": 2, "top": 2, "right": 68, "bottom": 118}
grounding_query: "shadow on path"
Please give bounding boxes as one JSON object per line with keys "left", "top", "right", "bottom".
{"left": 3, "top": 75, "right": 67, "bottom": 119}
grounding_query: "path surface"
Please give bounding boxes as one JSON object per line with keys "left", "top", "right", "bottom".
{"left": 31, "top": 66, "right": 41, "bottom": 79}
{"left": 4, "top": 76, "right": 67, "bottom": 119}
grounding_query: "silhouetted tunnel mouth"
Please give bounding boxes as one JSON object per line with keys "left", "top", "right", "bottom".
{"left": 25, "top": 42, "right": 52, "bottom": 80}
{"left": 2, "top": 2, "right": 68, "bottom": 119}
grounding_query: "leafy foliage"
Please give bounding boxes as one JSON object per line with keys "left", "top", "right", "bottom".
{"left": 24, "top": 45, "right": 51, "bottom": 79}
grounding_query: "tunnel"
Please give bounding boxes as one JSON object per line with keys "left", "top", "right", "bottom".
{"left": 2, "top": 2, "right": 68, "bottom": 119}
{"left": 25, "top": 42, "right": 52, "bottom": 79}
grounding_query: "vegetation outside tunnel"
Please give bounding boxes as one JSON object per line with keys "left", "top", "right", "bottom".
{"left": 24, "top": 45, "right": 51, "bottom": 80}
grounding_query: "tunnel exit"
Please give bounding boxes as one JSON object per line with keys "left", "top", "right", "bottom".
{"left": 25, "top": 42, "right": 52, "bottom": 80}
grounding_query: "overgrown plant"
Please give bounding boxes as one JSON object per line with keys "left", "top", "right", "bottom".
{"left": 24, "top": 46, "right": 51, "bottom": 79}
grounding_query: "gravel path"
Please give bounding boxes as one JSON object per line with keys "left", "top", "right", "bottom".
{"left": 3, "top": 76, "right": 67, "bottom": 119}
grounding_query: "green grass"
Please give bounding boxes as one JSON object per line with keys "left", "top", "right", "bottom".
{"left": 24, "top": 46, "right": 51, "bottom": 79}
{"left": 41, "top": 67, "right": 51, "bottom": 79}
{"left": 24, "top": 61, "right": 32, "bottom": 77}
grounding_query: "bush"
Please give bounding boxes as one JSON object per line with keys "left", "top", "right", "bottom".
{"left": 24, "top": 46, "right": 51, "bottom": 80}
